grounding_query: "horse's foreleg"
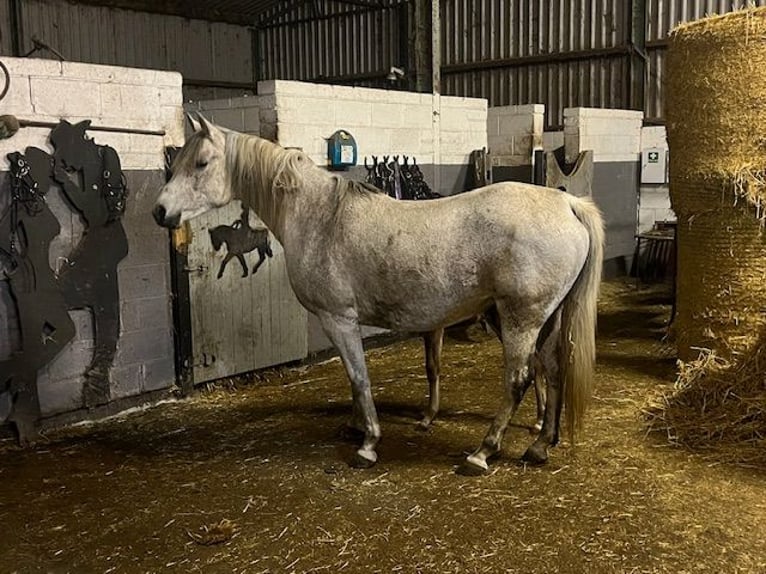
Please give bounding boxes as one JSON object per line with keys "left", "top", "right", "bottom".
{"left": 217, "top": 253, "right": 233, "bottom": 279}
{"left": 318, "top": 311, "right": 381, "bottom": 469}
{"left": 459, "top": 307, "right": 540, "bottom": 476}
{"left": 523, "top": 309, "right": 562, "bottom": 465}
{"left": 236, "top": 254, "right": 248, "bottom": 277}
{"left": 418, "top": 328, "right": 444, "bottom": 429}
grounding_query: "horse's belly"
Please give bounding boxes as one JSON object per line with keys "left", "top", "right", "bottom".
{"left": 355, "top": 289, "right": 491, "bottom": 332}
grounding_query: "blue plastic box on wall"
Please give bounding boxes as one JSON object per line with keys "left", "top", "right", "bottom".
{"left": 327, "top": 130, "right": 357, "bottom": 170}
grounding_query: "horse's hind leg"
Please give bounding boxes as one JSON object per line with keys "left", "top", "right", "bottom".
{"left": 252, "top": 249, "right": 267, "bottom": 275}
{"left": 458, "top": 305, "right": 540, "bottom": 476}
{"left": 317, "top": 310, "right": 381, "bottom": 469}
{"left": 532, "top": 357, "right": 547, "bottom": 434}
{"left": 419, "top": 328, "right": 444, "bottom": 429}
{"left": 484, "top": 304, "right": 545, "bottom": 433}
{"left": 523, "top": 309, "right": 562, "bottom": 465}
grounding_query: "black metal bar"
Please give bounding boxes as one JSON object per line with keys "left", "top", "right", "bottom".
{"left": 164, "top": 146, "right": 194, "bottom": 395}
{"left": 18, "top": 119, "right": 165, "bottom": 137}
{"left": 313, "top": 69, "right": 392, "bottom": 83}
{"left": 257, "top": 4, "right": 390, "bottom": 30}
{"left": 441, "top": 46, "right": 632, "bottom": 75}
{"left": 183, "top": 78, "right": 257, "bottom": 91}
{"left": 628, "top": 0, "right": 647, "bottom": 112}
{"left": 250, "top": 27, "right": 260, "bottom": 93}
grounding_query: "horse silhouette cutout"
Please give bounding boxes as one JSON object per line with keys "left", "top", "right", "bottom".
{"left": 209, "top": 207, "right": 273, "bottom": 279}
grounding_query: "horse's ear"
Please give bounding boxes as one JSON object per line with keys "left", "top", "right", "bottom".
{"left": 186, "top": 112, "right": 202, "bottom": 133}
{"left": 197, "top": 113, "right": 213, "bottom": 136}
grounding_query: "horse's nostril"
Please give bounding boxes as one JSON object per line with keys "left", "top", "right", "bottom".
{"left": 152, "top": 204, "right": 166, "bottom": 226}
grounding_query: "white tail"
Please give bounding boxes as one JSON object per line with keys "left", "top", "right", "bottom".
{"left": 559, "top": 194, "right": 605, "bottom": 444}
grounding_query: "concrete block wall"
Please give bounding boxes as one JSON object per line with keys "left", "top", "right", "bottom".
{"left": 257, "top": 80, "right": 488, "bottom": 196}
{"left": 543, "top": 131, "right": 565, "bottom": 152}
{"left": 189, "top": 96, "right": 262, "bottom": 135}
{"left": 487, "top": 104, "right": 545, "bottom": 183}
{"left": 564, "top": 107, "right": 643, "bottom": 271}
{"left": 0, "top": 57, "right": 183, "bottom": 418}
{"left": 639, "top": 126, "right": 674, "bottom": 233}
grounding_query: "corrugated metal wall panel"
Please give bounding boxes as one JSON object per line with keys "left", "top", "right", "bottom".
{"left": 256, "top": 1, "right": 404, "bottom": 88}
{"left": 2, "top": 0, "right": 253, "bottom": 100}
{"left": 441, "top": 0, "right": 628, "bottom": 128}
{"left": 0, "top": 0, "right": 12, "bottom": 55}
{"left": 645, "top": 0, "right": 766, "bottom": 121}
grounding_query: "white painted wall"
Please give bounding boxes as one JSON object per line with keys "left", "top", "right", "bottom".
{"left": 256, "top": 80, "right": 487, "bottom": 186}
{"left": 0, "top": 58, "right": 184, "bottom": 169}
{"left": 564, "top": 108, "right": 643, "bottom": 164}
{"left": 487, "top": 104, "right": 545, "bottom": 167}
{"left": 639, "top": 125, "right": 675, "bottom": 233}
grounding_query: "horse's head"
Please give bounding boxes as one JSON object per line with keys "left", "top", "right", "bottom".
{"left": 153, "top": 114, "right": 230, "bottom": 229}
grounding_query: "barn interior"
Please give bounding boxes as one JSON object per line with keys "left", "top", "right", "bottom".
{"left": 0, "top": 1, "right": 765, "bottom": 572}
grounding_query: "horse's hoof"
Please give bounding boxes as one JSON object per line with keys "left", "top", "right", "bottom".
{"left": 350, "top": 450, "right": 377, "bottom": 469}
{"left": 416, "top": 417, "right": 433, "bottom": 432}
{"left": 521, "top": 444, "right": 548, "bottom": 466}
{"left": 456, "top": 458, "right": 488, "bottom": 477}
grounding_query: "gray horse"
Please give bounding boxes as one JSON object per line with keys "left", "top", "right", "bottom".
{"left": 154, "top": 115, "right": 604, "bottom": 475}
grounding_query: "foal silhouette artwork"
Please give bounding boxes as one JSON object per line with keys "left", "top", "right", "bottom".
{"left": 209, "top": 207, "right": 273, "bottom": 279}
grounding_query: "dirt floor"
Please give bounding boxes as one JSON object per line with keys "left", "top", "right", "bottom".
{"left": 1, "top": 279, "right": 765, "bottom": 574}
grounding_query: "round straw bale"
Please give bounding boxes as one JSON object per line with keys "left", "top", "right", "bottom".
{"left": 666, "top": 8, "right": 766, "bottom": 360}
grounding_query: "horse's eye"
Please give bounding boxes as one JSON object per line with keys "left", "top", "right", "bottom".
{"left": 196, "top": 159, "right": 209, "bottom": 169}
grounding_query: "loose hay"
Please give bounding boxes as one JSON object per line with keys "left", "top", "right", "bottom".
{"left": 644, "top": 346, "right": 766, "bottom": 466}
{"left": 653, "top": 7, "right": 766, "bottom": 460}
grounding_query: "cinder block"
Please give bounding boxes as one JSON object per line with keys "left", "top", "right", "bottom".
{"left": 38, "top": 374, "right": 83, "bottom": 416}
{"left": 100, "top": 85, "right": 125, "bottom": 116}
{"left": 142, "top": 358, "right": 175, "bottom": 392}
{"left": 159, "top": 86, "right": 182, "bottom": 107}
{"left": 120, "top": 300, "right": 141, "bottom": 333}
{"left": 4, "top": 57, "right": 62, "bottom": 78}
{"left": 389, "top": 128, "right": 423, "bottom": 156}
{"left": 208, "top": 107, "right": 245, "bottom": 131}
{"left": 439, "top": 106, "right": 472, "bottom": 132}
{"left": 488, "top": 133, "right": 513, "bottom": 155}
{"left": 276, "top": 99, "right": 335, "bottom": 125}
{"left": 275, "top": 80, "right": 334, "bottom": 99}
{"left": 257, "top": 80, "right": 276, "bottom": 95}
{"left": 154, "top": 70, "right": 183, "bottom": 88}
{"left": 641, "top": 126, "right": 668, "bottom": 151}
{"left": 370, "top": 102, "right": 403, "bottom": 128}
{"left": 243, "top": 106, "right": 261, "bottom": 134}
{"left": 640, "top": 188, "right": 672, "bottom": 210}
{"left": 110, "top": 363, "right": 143, "bottom": 399}
{"left": 336, "top": 101, "right": 372, "bottom": 127}
{"left": 120, "top": 152, "right": 164, "bottom": 170}
{"left": 137, "top": 297, "right": 171, "bottom": 331}
{"left": 118, "top": 264, "right": 168, "bottom": 301}
{"left": 31, "top": 78, "right": 102, "bottom": 117}
{"left": 45, "top": 337, "right": 93, "bottom": 382}
{"left": 543, "top": 131, "right": 565, "bottom": 152}
{"left": 383, "top": 89, "right": 422, "bottom": 105}
{"left": 2, "top": 75, "right": 33, "bottom": 116}
{"left": 114, "top": 328, "right": 173, "bottom": 366}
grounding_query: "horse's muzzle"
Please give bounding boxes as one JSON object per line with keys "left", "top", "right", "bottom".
{"left": 152, "top": 204, "right": 180, "bottom": 229}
